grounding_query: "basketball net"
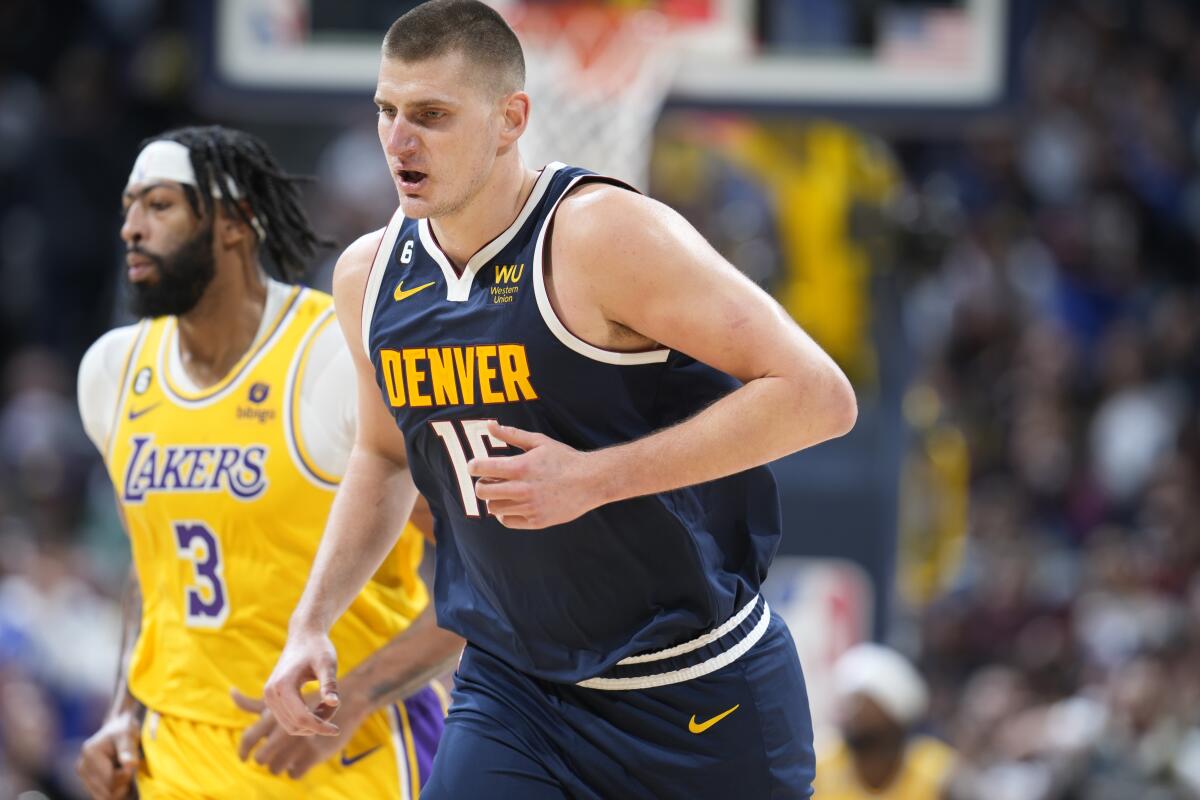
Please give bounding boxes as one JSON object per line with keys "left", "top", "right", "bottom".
{"left": 504, "top": 3, "right": 682, "bottom": 191}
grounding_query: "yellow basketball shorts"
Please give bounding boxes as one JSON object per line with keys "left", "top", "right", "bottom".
{"left": 136, "top": 684, "right": 447, "bottom": 799}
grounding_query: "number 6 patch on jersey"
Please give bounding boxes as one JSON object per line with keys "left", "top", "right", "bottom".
{"left": 174, "top": 521, "right": 230, "bottom": 627}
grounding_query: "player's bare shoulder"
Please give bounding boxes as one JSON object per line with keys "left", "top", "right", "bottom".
{"left": 551, "top": 181, "right": 706, "bottom": 344}
{"left": 332, "top": 227, "right": 388, "bottom": 305}
{"left": 553, "top": 182, "right": 693, "bottom": 277}
{"left": 329, "top": 227, "right": 388, "bottom": 350}
{"left": 554, "top": 183, "right": 671, "bottom": 253}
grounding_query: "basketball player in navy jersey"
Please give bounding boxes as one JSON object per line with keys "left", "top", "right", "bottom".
{"left": 265, "top": 1, "right": 856, "bottom": 796}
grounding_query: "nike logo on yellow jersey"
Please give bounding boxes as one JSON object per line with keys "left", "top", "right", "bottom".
{"left": 127, "top": 402, "right": 160, "bottom": 421}
{"left": 394, "top": 280, "right": 436, "bottom": 302}
{"left": 688, "top": 704, "right": 739, "bottom": 734}
{"left": 340, "top": 745, "right": 381, "bottom": 767}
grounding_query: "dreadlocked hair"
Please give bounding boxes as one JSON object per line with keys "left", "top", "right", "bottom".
{"left": 142, "top": 125, "right": 333, "bottom": 283}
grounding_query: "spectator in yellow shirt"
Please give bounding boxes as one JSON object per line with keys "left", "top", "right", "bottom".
{"left": 815, "top": 644, "right": 955, "bottom": 799}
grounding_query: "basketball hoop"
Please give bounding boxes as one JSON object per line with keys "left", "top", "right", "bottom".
{"left": 503, "top": 2, "right": 683, "bottom": 191}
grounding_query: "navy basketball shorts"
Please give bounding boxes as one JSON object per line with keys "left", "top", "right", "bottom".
{"left": 422, "top": 606, "right": 815, "bottom": 799}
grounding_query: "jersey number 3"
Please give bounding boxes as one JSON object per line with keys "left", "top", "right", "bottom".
{"left": 175, "top": 522, "right": 230, "bottom": 628}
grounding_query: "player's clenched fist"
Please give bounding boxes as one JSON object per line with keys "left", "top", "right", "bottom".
{"left": 76, "top": 710, "right": 140, "bottom": 800}
{"left": 263, "top": 630, "right": 341, "bottom": 736}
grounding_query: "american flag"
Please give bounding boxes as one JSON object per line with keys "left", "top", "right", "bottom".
{"left": 878, "top": 7, "right": 973, "bottom": 70}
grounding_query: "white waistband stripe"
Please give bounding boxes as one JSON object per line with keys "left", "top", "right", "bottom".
{"left": 577, "top": 601, "right": 771, "bottom": 691}
{"left": 616, "top": 594, "right": 762, "bottom": 666}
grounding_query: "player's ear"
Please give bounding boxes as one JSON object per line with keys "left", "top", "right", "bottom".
{"left": 499, "top": 91, "right": 531, "bottom": 146}
{"left": 215, "top": 202, "right": 250, "bottom": 248}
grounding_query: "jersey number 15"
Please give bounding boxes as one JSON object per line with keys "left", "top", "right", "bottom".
{"left": 431, "top": 419, "right": 515, "bottom": 518}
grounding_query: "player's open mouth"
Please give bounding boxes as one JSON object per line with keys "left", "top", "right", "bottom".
{"left": 397, "top": 170, "right": 428, "bottom": 190}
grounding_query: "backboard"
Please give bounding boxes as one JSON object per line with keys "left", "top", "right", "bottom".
{"left": 207, "top": 0, "right": 1012, "bottom": 112}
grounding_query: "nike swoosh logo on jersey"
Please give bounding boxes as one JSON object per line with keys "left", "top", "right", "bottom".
{"left": 127, "top": 403, "right": 161, "bottom": 421}
{"left": 340, "top": 745, "right": 382, "bottom": 767}
{"left": 688, "top": 704, "right": 740, "bottom": 734}
{"left": 394, "top": 280, "right": 436, "bottom": 302}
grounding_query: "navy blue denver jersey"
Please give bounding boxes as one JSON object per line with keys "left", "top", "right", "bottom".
{"left": 364, "top": 163, "right": 783, "bottom": 683}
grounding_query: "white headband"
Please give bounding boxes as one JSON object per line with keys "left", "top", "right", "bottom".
{"left": 834, "top": 643, "right": 929, "bottom": 727}
{"left": 126, "top": 139, "right": 196, "bottom": 189}
{"left": 126, "top": 139, "right": 268, "bottom": 242}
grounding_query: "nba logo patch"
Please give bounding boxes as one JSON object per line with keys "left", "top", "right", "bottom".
{"left": 248, "top": 383, "right": 270, "bottom": 404}
{"left": 133, "top": 367, "right": 152, "bottom": 395}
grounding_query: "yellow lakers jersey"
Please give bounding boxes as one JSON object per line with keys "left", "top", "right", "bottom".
{"left": 103, "top": 286, "right": 428, "bottom": 728}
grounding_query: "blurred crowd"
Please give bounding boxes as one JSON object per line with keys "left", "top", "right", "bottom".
{"left": 1, "top": 0, "right": 1199, "bottom": 797}
{"left": 886, "top": 2, "right": 1200, "bottom": 798}
{"left": 0, "top": 2, "right": 182, "bottom": 795}
{"left": 0, "top": 2, "right": 397, "bottom": 795}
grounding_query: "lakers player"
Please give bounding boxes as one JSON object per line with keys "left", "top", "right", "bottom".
{"left": 75, "top": 127, "right": 461, "bottom": 799}
{"left": 267, "top": 2, "right": 857, "bottom": 798}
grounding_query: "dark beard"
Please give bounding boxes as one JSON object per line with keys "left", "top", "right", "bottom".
{"left": 126, "top": 222, "right": 216, "bottom": 318}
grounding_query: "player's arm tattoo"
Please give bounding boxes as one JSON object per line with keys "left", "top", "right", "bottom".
{"left": 351, "top": 607, "right": 462, "bottom": 709}
{"left": 109, "top": 567, "right": 146, "bottom": 719}
{"left": 364, "top": 641, "right": 458, "bottom": 706}
{"left": 368, "top": 671, "right": 428, "bottom": 706}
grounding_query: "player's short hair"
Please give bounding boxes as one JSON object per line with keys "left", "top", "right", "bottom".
{"left": 146, "top": 126, "right": 331, "bottom": 284}
{"left": 383, "top": 0, "right": 526, "bottom": 95}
